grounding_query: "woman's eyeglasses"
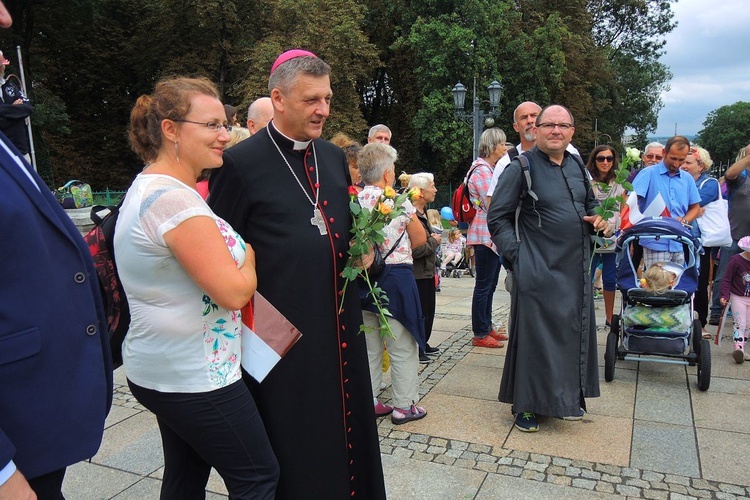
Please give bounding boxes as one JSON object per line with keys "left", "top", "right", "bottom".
{"left": 174, "top": 119, "right": 233, "bottom": 133}
{"left": 596, "top": 155, "right": 614, "bottom": 163}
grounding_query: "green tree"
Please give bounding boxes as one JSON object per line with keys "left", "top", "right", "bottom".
{"left": 695, "top": 102, "right": 750, "bottom": 164}
{"left": 230, "top": 0, "right": 379, "bottom": 142}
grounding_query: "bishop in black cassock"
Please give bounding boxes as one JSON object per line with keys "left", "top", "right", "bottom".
{"left": 209, "top": 116, "right": 385, "bottom": 497}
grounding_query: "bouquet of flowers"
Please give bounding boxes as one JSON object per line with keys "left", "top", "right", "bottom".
{"left": 340, "top": 185, "right": 421, "bottom": 339}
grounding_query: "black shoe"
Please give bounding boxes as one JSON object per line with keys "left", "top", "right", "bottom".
{"left": 419, "top": 351, "right": 431, "bottom": 364}
{"left": 425, "top": 344, "right": 440, "bottom": 355}
{"left": 708, "top": 315, "right": 720, "bottom": 326}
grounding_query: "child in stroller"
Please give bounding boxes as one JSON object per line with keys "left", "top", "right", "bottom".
{"left": 605, "top": 217, "right": 710, "bottom": 391}
{"left": 440, "top": 229, "right": 472, "bottom": 277}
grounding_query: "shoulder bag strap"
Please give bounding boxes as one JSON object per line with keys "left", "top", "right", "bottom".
{"left": 382, "top": 232, "right": 406, "bottom": 261}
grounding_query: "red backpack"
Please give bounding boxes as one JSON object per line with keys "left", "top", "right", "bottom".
{"left": 451, "top": 165, "right": 480, "bottom": 224}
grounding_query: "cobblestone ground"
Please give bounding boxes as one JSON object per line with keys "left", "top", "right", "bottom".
{"left": 373, "top": 311, "right": 750, "bottom": 500}
{"left": 110, "top": 308, "right": 750, "bottom": 499}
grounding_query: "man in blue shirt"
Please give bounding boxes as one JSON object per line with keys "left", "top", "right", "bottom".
{"left": 632, "top": 135, "right": 701, "bottom": 267}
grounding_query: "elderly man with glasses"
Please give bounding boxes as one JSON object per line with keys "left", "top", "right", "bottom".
{"left": 627, "top": 141, "right": 665, "bottom": 183}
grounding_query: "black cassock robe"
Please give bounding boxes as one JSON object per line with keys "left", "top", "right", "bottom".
{"left": 488, "top": 147, "right": 600, "bottom": 418}
{"left": 209, "top": 124, "right": 386, "bottom": 499}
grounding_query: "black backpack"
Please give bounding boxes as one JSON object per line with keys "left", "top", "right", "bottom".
{"left": 83, "top": 202, "right": 129, "bottom": 368}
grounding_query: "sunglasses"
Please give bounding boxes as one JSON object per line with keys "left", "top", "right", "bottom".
{"left": 596, "top": 155, "right": 614, "bottom": 163}
{"left": 644, "top": 153, "right": 663, "bottom": 160}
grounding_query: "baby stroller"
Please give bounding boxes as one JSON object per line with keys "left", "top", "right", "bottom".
{"left": 604, "top": 217, "right": 711, "bottom": 391}
{"left": 440, "top": 243, "right": 475, "bottom": 278}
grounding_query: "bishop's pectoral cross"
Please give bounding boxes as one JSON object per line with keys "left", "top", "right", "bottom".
{"left": 311, "top": 208, "right": 328, "bottom": 235}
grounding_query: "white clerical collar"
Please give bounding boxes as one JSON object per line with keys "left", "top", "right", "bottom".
{"left": 270, "top": 121, "right": 312, "bottom": 151}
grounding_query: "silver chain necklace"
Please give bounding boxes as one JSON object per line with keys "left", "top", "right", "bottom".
{"left": 268, "top": 131, "right": 328, "bottom": 235}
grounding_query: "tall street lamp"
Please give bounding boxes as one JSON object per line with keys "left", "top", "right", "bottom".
{"left": 452, "top": 77, "right": 502, "bottom": 159}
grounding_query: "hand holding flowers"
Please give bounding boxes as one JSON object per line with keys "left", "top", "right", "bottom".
{"left": 340, "top": 185, "right": 422, "bottom": 339}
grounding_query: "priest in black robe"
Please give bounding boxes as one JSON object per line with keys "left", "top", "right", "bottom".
{"left": 209, "top": 50, "right": 385, "bottom": 499}
{"left": 488, "top": 105, "right": 605, "bottom": 432}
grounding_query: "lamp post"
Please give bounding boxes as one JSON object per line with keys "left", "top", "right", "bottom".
{"left": 452, "top": 77, "right": 502, "bottom": 159}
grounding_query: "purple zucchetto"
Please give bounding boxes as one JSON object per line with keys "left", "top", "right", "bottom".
{"left": 270, "top": 49, "right": 318, "bottom": 75}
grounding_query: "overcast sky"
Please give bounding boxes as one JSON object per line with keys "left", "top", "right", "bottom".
{"left": 654, "top": 0, "right": 750, "bottom": 136}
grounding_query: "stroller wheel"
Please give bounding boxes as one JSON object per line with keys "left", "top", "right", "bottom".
{"left": 692, "top": 319, "right": 703, "bottom": 355}
{"left": 605, "top": 330, "right": 617, "bottom": 382}
{"left": 453, "top": 270, "right": 461, "bottom": 278}
{"left": 697, "top": 339, "right": 711, "bottom": 391}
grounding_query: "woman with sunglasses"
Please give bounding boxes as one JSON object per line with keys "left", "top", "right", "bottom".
{"left": 586, "top": 145, "right": 625, "bottom": 327}
{"left": 115, "top": 77, "right": 279, "bottom": 498}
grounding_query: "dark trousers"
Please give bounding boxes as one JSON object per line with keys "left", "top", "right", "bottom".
{"left": 415, "top": 277, "right": 436, "bottom": 344}
{"left": 29, "top": 468, "right": 66, "bottom": 500}
{"left": 128, "top": 379, "right": 279, "bottom": 500}
{"left": 694, "top": 247, "right": 716, "bottom": 327}
{"left": 711, "top": 240, "right": 741, "bottom": 318}
{"left": 471, "top": 244, "right": 501, "bottom": 336}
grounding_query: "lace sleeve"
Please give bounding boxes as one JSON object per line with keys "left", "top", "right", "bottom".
{"left": 139, "top": 180, "right": 212, "bottom": 245}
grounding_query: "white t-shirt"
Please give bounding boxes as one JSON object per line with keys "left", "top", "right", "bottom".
{"left": 487, "top": 142, "right": 581, "bottom": 196}
{"left": 115, "top": 174, "right": 246, "bottom": 393}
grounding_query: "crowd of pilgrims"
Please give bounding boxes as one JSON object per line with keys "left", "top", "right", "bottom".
{"left": 110, "top": 59, "right": 750, "bottom": 497}
{"left": 8, "top": 36, "right": 750, "bottom": 499}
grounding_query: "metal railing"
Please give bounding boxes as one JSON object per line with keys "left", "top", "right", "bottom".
{"left": 92, "top": 189, "right": 126, "bottom": 206}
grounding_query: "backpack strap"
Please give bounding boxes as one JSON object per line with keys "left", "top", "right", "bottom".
{"left": 515, "top": 153, "right": 538, "bottom": 243}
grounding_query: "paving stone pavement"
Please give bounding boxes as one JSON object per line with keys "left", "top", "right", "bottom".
{"left": 63, "top": 270, "right": 750, "bottom": 499}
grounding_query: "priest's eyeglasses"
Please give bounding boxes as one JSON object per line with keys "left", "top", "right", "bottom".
{"left": 537, "top": 122, "right": 573, "bottom": 131}
{"left": 174, "top": 119, "right": 233, "bottom": 133}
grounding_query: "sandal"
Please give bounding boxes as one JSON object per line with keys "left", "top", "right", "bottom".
{"left": 702, "top": 330, "right": 712, "bottom": 339}
{"left": 374, "top": 401, "right": 393, "bottom": 417}
{"left": 391, "top": 404, "right": 427, "bottom": 425}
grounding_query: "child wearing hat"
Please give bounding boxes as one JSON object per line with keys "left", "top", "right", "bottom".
{"left": 719, "top": 236, "right": 750, "bottom": 364}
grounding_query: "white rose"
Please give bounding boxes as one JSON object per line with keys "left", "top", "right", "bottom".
{"left": 626, "top": 147, "right": 641, "bottom": 161}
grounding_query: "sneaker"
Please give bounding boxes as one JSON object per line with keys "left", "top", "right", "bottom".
{"left": 733, "top": 349, "right": 745, "bottom": 364}
{"left": 514, "top": 412, "right": 539, "bottom": 432}
{"left": 391, "top": 404, "right": 427, "bottom": 425}
{"left": 419, "top": 351, "right": 431, "bottom": 364}
{"left": 472, "top": 335, "right": 504, "bottom": 348}
{"left": 489, "top": 329, "right": 509, "bottom": 341}
{"left": 425, "top": 344, "right": 440, "bottom": 355}
{"left": 708, "top": 315, "right": 720, "bottom": 326}
{"left": 558, "top": 408, "right": 585, "bottom": 421}
{"left": 374, "top": 401, "right": 393, "bottom": 417}
{"left": 593, "top": 287, "right": 603, "bottom": 300}
{"left": 435, "top": 287, "right": 441, "bottom": 293}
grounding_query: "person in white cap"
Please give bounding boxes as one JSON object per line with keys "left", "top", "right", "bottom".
{"left": 0, "top": 48, "right": 32, "bottom": 161}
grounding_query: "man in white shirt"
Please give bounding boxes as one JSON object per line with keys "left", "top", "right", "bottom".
{"left": 486, "top": 101, "right": 579, "bottom": 204}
